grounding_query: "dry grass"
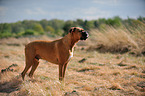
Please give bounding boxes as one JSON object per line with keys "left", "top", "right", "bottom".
{"left": 0, "top": 31, "right": 145, "bottom": 96}
{"left": 87, "top": 26, "right": 145, "bottom": 56}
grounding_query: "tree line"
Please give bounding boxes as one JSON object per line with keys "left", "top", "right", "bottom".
{"left": 0, "top": 16, "right": 145, "bottom": 38}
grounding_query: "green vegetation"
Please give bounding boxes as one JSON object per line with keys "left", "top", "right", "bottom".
{"left": 0, "top": 16, "right": 145, "bottom": 38}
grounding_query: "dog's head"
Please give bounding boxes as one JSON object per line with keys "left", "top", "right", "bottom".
{"left": 69, "top": 27, "right": 89, "bottom": 40}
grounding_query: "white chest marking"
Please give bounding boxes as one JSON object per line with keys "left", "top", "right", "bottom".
{"left": 68, "top": 52, "right": 73, "bottom": 61}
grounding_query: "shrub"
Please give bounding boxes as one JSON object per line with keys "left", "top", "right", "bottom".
{"left": 0, "top": 31, "right": 12, "bottom": 38}
{"left": 45, "top": 26, "right": 55, "bottom": 33}
{"left": 23, "top": 29, "right": 36, "bottom": 36}
{"left": 33, "top": 24, "right": 44, "bottom": 35}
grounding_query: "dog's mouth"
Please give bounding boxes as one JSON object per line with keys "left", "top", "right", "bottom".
{"left": 80, "top": 31, "right": 89, "bottom": 40}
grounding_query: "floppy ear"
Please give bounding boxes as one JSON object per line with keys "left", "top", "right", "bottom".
{"left": 69, "top": 28, "right": 73, "bottom": 33}
{"left": 73, "top": 27, "right": 76, "bottom": 32}
{"left": 69, "top": 27, "right": 76, "bottom": 33}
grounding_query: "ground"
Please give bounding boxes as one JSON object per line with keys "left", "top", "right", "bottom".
{"left": 0, "top": 35, "right": 145, "bottom": 96}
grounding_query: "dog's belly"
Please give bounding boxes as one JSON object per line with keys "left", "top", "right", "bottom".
{"left": 37, "top": 51, "right": 59, "bottom": 64}
{"left": 34, "top": 42, "right": 59, "bottom": 64}
{"left": 37, "top": 48, "right": 59, "bottom": 64}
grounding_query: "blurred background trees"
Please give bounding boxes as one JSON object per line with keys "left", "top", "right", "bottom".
{"left": 0, "top": 16, "right": 145, "bottom": 38}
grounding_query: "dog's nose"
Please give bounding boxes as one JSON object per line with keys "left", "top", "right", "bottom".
{"left": 85, "top": 31, "right": 89, "bottom": 38}
{"left": 81, "top": 31, "right": 89, "bottom": 40}
{"left": 83, "top": 31, "right": 89, "bottom": 39}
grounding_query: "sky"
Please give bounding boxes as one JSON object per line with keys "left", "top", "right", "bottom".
{"left": 0, "top": 0, "right": 145, "bottom": 23}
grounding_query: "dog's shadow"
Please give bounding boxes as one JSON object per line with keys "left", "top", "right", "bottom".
{"left": 0, "top": 75, "right": 22, "bottom": 93}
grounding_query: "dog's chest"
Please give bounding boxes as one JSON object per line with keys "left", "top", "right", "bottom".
{"left": 68, "top": 51, "right": 73, "bottom": 61}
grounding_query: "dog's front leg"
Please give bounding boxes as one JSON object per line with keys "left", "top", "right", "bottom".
{"left": 59, "top": 63, "right": 68, "bottom": 81}
{"left": 59, "top": 65, "right": 63, "bottom": 81}
{"left": 62, "top": 63, "right": 68, "bottom": 79}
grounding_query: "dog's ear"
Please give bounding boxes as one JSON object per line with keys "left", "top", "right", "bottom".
{"left": 73, "top": 27, "right": 77, "bottom": 32}
{"left": 69, "top": 28, "right": 73, "bottom": 33}
{"left": 69, "top": 27, "right": 76, "bottom": 33}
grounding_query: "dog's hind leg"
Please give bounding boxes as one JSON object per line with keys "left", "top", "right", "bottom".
{"left": 21, "top": 59, "right": 33, "bottom": 80}
{"left": 28, "top": 58, "right": 39, "bottom": 78}
{"left": 21, "top": 46, "right": 36, "bottom": 80}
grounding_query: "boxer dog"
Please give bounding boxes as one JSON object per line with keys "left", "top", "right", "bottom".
{"left": 21, "top": 27, "right": 89, "bottom": 80}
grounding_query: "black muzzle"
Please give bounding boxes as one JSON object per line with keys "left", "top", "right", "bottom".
{"left": 80, "top": 31, "right": 89, "bottom": 40}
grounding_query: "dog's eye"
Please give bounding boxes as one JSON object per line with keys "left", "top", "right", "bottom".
{"left": 79, "top": 30, "right": 84, "bottom": 32}
{"left": 79, "top": 30, "right": 82, "bottom": 32}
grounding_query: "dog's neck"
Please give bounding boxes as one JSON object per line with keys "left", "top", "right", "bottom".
{"left": 63, "top": 33, "right": 79, "bottom": 51}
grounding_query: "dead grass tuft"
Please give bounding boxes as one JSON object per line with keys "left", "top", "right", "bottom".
{"left": 87, "top": 26, "right": 145, "bottom": 56}
{"left": 109, "top": 83, "right": 124, "bottom": 90}
{"left": 125, "top": 65, "right": 138, "bottom": 69}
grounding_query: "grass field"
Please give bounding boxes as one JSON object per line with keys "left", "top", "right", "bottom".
{"left": 0, "top": 27, "right": 145, "bottom": 96}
